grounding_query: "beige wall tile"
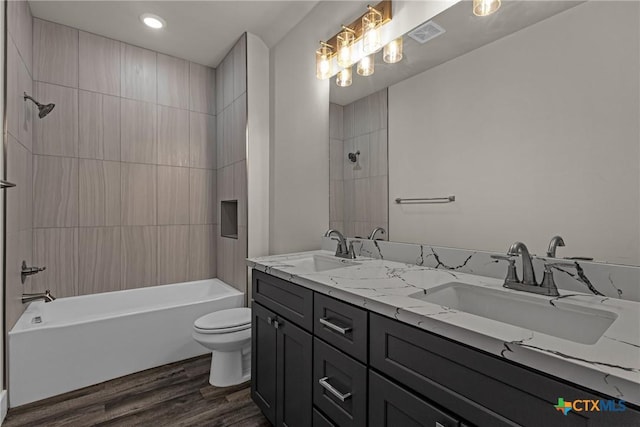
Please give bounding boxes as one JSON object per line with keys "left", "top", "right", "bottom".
{"left": 330, "top": 180, "right": 344, "bottom": 222}
{"left": 234, "top": 160, "right": 247, "bottom": 227}
{"left": 18, "top": 59, "right": 33, "bottom": 151}
{"left": 120, "top": 44, "right": 156, "bottom": 103}
{"left": 369, "top": 129, "right": 388, "bottom": 177}
{"left": 79, "top": 91, "right": 121, "bottom": 160}
{"left": 191, "top": 225, "right": 217, "bottom": 281}
{"left": 216, "top": 164, "right": 233, "bottom": 204}
{"left": 8, "top": 0, "right": 33, "bottom": 75}
{"left": 222, "top": 55, "right": 234, "bottom": 110}
{"left": 329, "top": 103, "right": 343, "bottom": 140}
{"left": 215, "top": 61, "right": 224, "bottom": 115}
{"left": 121, "top": 163, "right": 157, "bottom": 226}
{"left": 33, "top": 82, "right": 78, "bottom": 157}
{"left": 216, "top": 234, "right": 233, "bottom": 284}
{"left": 189, "top": 168, "right": 216, "bottom": 224}
{"left": 78, "top": 227, "right": 121, "bottom": 295}
{"left": 329, "top": 139, "right": 343, "bottom": 181}
{"left": 157, "top": 225, "right": 189, "bottom": 285}
{"left": 231, "top": 93, "right": 247, "bottom": 163}
{"left": 79, "top": 159, "right": 121, "bottom": 226}
{"left": 157, "top": 106, "right": 189, "bottom": 166}
{"left": 233, "top": 225, "right": 248, "bottom": 293}
{"left": 158, "top": 54, "right": 189, "bottom": 109}
{"left": 216, "top": 107, "right": 231, "bottom": 168}
{"left": 33, "top": 155, "right": 78, "bottom": 228}
{"left": 233, "top": 35, "right": 246, "bottom": 101}
{"left": 189, "top": 62, "right": 216, "bottom": 115}
{"left": 369, "top": 175, "right": 388, "bottom": 225}
{"left": 6, "top": 137, "right": 27, "bottom": 235}
{"left": 33, "top": 19, "right": 78, "bottom": 87}
{"left": 121, "top": 226, "right": 157, "bottom": 288}
{"left": 157, "top": 166, "right": 189, "bottom": 225}
{"left": 6, "top": 40, "right": 20, "bottom": 140}
{"left": 354, "top": 178, "right": 370, "bottom": 223}
{"left": 189, "top": 112, "right": 216, "bottom": 169}
{"left": 79, "top": 32, "right": 120, "bottom": 96}
{"left": 6, "top": 229, "right": 29, "bottom": 329}
{"left": 121, "top": 98, "right": 156, "bottom": 164}
{"left": 32, "top": 228, "right": 78, "bottom": 298}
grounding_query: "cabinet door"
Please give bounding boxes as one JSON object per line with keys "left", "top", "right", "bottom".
{"left": 369, "top": 371, "right": 460, "bottom": 427}
{"left": 252, "top": 302, "right": 278, "bottom": 425}
{"left": 276, "top": 314, "right": 313, "bottom": 427}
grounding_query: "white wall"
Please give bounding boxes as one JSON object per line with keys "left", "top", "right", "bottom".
{"left": 389, "top": 1, "right": 640, "bottom": 265}
{"left": 269, "top": 1, "right": 367, "bottom": 254}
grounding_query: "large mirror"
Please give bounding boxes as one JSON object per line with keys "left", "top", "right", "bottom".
{"left": 329, "top": 0, "right": 640, "bottom": 266}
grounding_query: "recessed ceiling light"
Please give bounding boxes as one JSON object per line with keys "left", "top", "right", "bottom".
{"left": 140, "top": 13, "right": 166, "bottom": 29}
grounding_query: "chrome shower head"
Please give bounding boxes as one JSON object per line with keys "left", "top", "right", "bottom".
{"left": 23, "top": 93, "right": 55, "bottom": 118}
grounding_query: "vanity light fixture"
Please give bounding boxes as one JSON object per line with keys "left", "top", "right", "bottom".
{"left": 337, "top": 26, "right": 356, "bottom": 68}
{"left": 473, "top": 0, "right": 501, "bottom": 17}
{"left": 315, "top": 0, "right": 393, "bottom": 85}
{"left": 357, "top": 54, "right": 375, "bottom": 76}
{"left": 383, "top": 37, "right": 403, "bottom": 64}
{"left": 336, "top": 67, "right": 353, "bottom": 87}
{"left": 362, "top": 5, "right": 383, "bottom": 54}
{"left": 140, "top": 13, "right": 166, "bottom": 29}
{"left": 316, "top": 42, "right": 333, "bottom": 80}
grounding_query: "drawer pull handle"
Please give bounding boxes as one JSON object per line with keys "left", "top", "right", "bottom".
{"left": 319, "top": 377, "right": 352, "bottom": 402}
{"left": 319, "top": 317, "right": 352, "bottom": 335}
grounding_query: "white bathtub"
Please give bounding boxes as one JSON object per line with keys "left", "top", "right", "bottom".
{"left": 9, "top": 279, "right": 244, "bottom": 407}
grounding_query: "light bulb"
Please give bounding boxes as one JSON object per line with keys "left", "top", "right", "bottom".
{"left": 140, "top": 13, "right": 166, "bottom": 29}
{"left": 357, "top": 54, "right": 374, "bottom": 77}
{"left": 316, "top": 43, "right": 333, "bottom": 80}
{"left": 383, "top": 37, "right": 403, "bottom": 64}
{"left": 473, "top": 0, "right": 501, "bottom": 17}
{"left": 362, "top": 7, "right": 383, "bottom": 54}
{"left": 337, "top": 29, "right": 355, "bottom": 68}
{"left": 336, "top": 67, "right": 352, "bottom": 87}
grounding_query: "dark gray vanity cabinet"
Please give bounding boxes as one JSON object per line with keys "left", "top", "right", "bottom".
{"left": 251, "top": 270, "right": 640, "bottom": 427}
{"left": 251, "top": 271, "right": 313, "bottom": 427}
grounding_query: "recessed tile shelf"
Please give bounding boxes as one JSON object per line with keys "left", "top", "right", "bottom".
{"left": 221, "top": 200, "right": 238, "bottom": 239}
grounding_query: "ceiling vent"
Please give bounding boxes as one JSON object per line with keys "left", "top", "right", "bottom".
{"left": 407, "top": 20, "right": 446, "bottom": 44}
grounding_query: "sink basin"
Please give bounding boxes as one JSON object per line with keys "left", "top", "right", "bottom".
{"left": 285, "top": 254, "right": 360, "bottom": 273}
{"left": 409, "top": 283, "right": 617, "bottom": 345}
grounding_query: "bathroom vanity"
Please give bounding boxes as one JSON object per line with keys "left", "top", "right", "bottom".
{"left": 248, "top": 251, "right": 640, "bottom": 427}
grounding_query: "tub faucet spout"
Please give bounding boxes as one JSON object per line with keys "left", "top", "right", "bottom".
{"left": 22, "top": 290, "right": 56, "bottom": 304}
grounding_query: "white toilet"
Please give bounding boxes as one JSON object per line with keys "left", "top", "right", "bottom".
{"left": 192, "top": 307, "right": 252, "bottom": 387}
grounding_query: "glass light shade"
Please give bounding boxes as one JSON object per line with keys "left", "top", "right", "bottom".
{"left": 336, "top": 67, "right": 352, "bottom": 87}
{"left": 357, "top": 54, "right": 374, "bottom": 77}
{"left": 383, "top": 37, "right": 403, "bottom": 64}
{"left": 362, "top": 9, "right": 383, "bottom": 54}
{"left": 473, "top": 0, "right": 501, "bottom": 16}
{"left": 337, "top": 30, "right": 355, "bottom": 68}
{"left": 316, "top": 44, "right": 333, "bottom": 80}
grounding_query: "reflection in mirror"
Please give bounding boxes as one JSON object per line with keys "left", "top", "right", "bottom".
{"left": 329, "top": 1, "right": 640, "bottom": 266}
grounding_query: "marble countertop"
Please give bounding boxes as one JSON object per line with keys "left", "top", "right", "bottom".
{"left": 248, "top": 250, "right": 640, "bottom": 405}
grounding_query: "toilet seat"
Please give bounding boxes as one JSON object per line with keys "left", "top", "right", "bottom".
{"left": 194, "top": 308, "right": 251, "bottom": 334}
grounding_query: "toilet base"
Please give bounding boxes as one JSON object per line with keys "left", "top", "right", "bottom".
{"left": 209, "top": 344, "right": 251, "bottom": 387}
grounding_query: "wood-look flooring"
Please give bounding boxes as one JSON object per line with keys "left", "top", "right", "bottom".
{"left": 4, "top": 355, "right": 270, "bottom": 427}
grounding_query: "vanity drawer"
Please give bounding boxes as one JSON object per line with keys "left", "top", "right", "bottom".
{"left": 313, "top": 408, "right": 336, "bottom": 427}
{"left": 314, "top": 293, "right": 368, "bottom": 363}
{"left": 252, "top": 270, "right": 313, "bottom": 331}
{"left": 369, "top": 313, "right": 640, "bottom": 427}
{"left": 314, "top": 338, "right": 367, "bottom": 427}
{"left": 369, "top": 371, "right": 460, "bottom": 427}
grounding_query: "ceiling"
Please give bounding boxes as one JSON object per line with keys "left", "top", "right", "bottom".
{"left": 330, "top": 0, "right": 584, "bottom": 105}
{"left": 28, "top": 0, "right": 320, "bottom": 67}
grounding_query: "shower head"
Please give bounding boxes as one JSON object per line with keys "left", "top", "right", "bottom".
{"left": 348, "top": 150, "right": 360, "bottom": 163}
{"left": 23, "top": 93, "right": 55, "bottom": 118}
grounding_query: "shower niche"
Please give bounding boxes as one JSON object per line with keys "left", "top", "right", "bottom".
{"left": 221, "top": 200, "right": 238, "bottom": 239}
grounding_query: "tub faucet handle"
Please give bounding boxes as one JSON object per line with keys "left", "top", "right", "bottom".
{"left": 21, "top": 261, "right": 46, "bottom": 284}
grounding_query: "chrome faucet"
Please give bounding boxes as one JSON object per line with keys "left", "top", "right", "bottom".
{"left": 492, "top": 242, "right": 560, "bottom": 296}
{"left": 22, "top": 290, "right": 56, "bottom": 304}
{"left": 21, "top": 261, "right": 46, "bottom": 284}
{"left": 546, "top": 235, "right": 565, "bottom": 258}
{"left": 326, "top": 230, "right": 356, "bottom": 259}
{"left": 368, "top": 227, "right": 386, "bottom": 240}
{"left": 507, "top": 242, "right": 537, "bottom": 285}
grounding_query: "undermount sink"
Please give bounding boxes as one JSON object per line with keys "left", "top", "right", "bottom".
{"left": 286, "top": 254, "right": 360, "bottom": 273}
{"left": 409, "top": 283, "right": 617, "bottom": 345}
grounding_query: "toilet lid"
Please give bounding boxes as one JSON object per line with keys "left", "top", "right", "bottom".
{"left": 195, "top": 307, "right": 251, "bottom": 331}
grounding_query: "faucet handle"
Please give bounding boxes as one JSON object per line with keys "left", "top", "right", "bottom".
{"left": 540, "top": 263, "right": 561, "bottom": 296}
{"left": 491, "top": 254, "right": 516, "bottom": 263}
{"left": 491, "top": 255, "right": 519, "bottom": 285}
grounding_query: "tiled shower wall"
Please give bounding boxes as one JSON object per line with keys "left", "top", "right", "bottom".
{"left": 329, "top": 89, "right": 388, "bottom": 238}
{"left": 19, "top": 18, "right": 221, "bottom": 306}
{"left": 6, "top": 0, "right": 34, "bottom": 329}
{"left": 215, "top": 35, "right": 248, "bottom": 294}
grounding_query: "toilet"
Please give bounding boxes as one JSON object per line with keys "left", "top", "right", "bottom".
{"left": 192, "top": 307, "right": 252, "bottom": 387}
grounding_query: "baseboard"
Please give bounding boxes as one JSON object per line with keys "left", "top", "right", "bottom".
{"left": 0, "top": 390, "right": 8, "bottom": 424}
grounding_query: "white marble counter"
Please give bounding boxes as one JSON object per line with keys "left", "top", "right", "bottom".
{"left": 248, "top": 250, "right": 640, "bottom": 405}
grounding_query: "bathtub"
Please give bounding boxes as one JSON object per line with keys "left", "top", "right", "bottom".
{"left": 9, "top": 279, "right": 244, "bottom": 407}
